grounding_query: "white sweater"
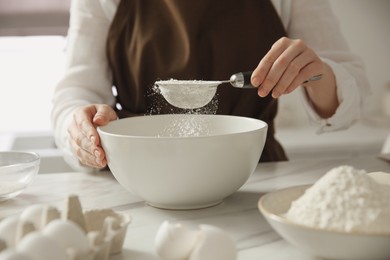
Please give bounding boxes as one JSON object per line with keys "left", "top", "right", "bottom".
{"left": 51, "top": 0, "right": 371, "bottom": 172}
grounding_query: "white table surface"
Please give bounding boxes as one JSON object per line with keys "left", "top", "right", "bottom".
{"left": 1, "top": 155, "right": 389, "bottom": 260}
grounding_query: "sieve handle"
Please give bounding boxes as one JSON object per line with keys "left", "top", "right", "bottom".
{"left": 229, "top": 71, "right": 323, "bottom": 88}
{"left": 229, "top": 71, "right": 254, "bottom": 88}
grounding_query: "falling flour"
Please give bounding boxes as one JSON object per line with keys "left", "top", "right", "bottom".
{"left": 149, "top": 79, "right": 221, "bottom": 137}
{"left": 158, "top": 115, "right": 212, "bottom": 138}
{"left": 285, "top": 165, "right": 390, "bottom": 234}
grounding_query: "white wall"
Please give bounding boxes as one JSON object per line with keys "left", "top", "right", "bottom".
{"left": 0, "top": 36, "right": 65, "bottom": 133}
{"left": 329, "top": 0, "right": 390, "bottom": 116}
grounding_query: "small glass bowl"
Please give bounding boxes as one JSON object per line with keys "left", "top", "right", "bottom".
{"left": 0, "top": 151, "right": 40, "bottom": 201}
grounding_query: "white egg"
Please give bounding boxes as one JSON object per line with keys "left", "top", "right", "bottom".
{"left": 0, "top": 249, "right": 33, "bottom": 260}
{"left": 155, "top": 221, "right": 198, "bottom": 260}
{"left": 17, "top": 233, "right": 67, "bottom": 260}
{"left": 19, "top": 205, "right": 45, "bottom": 230}
{"left": 0, "top": 216, "right": 19, "bottom": 248}
{"left": 42, "top": 219, "right": 90, "bottom": 254}
{"left": 189, "top": 225, "right": 237, "bottom": 260}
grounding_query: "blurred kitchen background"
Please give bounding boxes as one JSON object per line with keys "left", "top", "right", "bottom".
{"left": 0, "top": 0, "right": 389, "bottom": 172}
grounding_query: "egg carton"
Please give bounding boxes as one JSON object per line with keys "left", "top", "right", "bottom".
{"left": 0, "top": 195, "right": 131, "bottom": 260}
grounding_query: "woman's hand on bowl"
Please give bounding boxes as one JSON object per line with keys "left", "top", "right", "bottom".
{"left": 68, "top": 104, "right": 117, "bottom": 169}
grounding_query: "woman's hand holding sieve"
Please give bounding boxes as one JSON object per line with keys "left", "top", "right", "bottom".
{"left": 250, "top": 37, "right": 325, "bottom": 98}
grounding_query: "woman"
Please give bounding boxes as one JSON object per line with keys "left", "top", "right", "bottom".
{"left": 51, "top": 0, "right": 370, "bottom": 172}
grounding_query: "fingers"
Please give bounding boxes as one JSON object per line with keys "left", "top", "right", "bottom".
{"left": 68, "top": 134, "right": 106, "bottom": 168}
{"left": 285, "top": 61, "right": 323, "bottom": 94}
{"left": 68, "top": 104, "right": 117, "bottom": 169}
{"left": 251, "top": 37, "right": 289, "bottom": 87}
{"left": 91, "top": 104, "right": 118, "bottom": 150}
{"left": 273, "top": 49, "right": 317, "bottom": 97}
{"left": 251, "top": 37, "right": 324, "bottom": 98}
{"left": 93, "top": 104, "right": 118, "bottom": 126}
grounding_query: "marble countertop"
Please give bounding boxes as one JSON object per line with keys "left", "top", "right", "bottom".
{"left": 1, "top": 155, "right": 389, "bottom": 260}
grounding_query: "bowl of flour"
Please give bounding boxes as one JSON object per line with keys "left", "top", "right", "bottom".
{"left": 258, "top": 165, "right": 390, "bottom": 260}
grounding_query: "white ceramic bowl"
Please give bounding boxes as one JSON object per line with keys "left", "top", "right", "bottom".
{"left": 258, "top": 185, "right": 390, "bottom": 260}
{"left": 98, "top": 114, "right": 267, "bottom": 209}
{"left": 0, "top": 151, "right": 40, "bottom": 201}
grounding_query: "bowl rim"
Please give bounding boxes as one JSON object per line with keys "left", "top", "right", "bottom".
{"left": 0, "top": 151, "right": 40, "bottom": 169}
{"left": 97, "top": 114, "right": 268, "bottom": 139}
{"left": 258, "top": 184, "right": 390, "bottom": 237}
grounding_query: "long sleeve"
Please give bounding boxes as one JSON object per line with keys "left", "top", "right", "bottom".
{"left": 51, "top": 0, "right": 116, "bottom": 172}
{"left": 278, "top": 0, "right": 371, "bottom": 132}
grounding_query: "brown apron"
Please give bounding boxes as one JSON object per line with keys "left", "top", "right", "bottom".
{"left": 106, "top": 0, "right": 288, "bottom": 162}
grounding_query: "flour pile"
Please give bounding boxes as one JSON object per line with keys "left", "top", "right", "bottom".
{"left": 285, "top": 165, "right": 390, "bottom": 234}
